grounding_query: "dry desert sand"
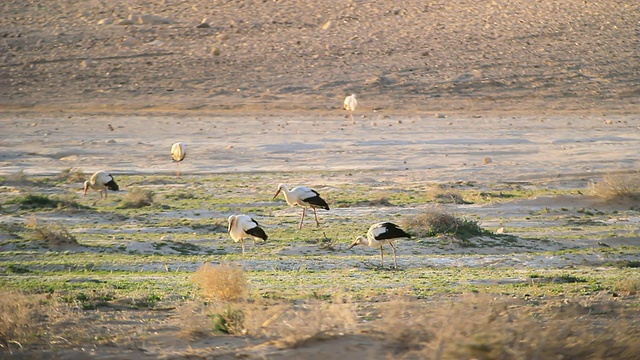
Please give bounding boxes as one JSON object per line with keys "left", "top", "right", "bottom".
{"left": 1, "top": 0, "right": 640, "bottom": 359}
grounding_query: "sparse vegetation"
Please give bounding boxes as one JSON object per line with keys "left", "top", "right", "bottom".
{"left": 192, "top": 263, "right": 249, "bottom": 302}
{"left": 429, "top": 185, "right": 471, "bottom": 204}
{"left": 26, "top": 216, "right": 78, "bottom": 246}
{"left": 380, "top": 294, "right": 640, "bottom": 359}
{"left": 6, "top": 194, "right": 72, "bottom": 210}
{"left": 212, "top": 306, "right": 245, "bottom": 335}
{"left": 591, "top": 172, "right": 640, "bottom": 205}
{"left": 403, "top": 209, "right": 489, "bottom": 240}
{"left": 613, "top": 276, "right": 640, "bottom": 296}
{"left": 117, "top": 187, "right": 155, "bottom": 209}
{"left": 58, "top": 168, "right": 86, "bottom": 183}
{"left": 0, "top": 290, "right": 40, "bottom": 350}
{"left": 0, "top": 170, "right": 32, "bottom": 186}
{"left": 1, "top": 172, "right": 639, "bottom": 358}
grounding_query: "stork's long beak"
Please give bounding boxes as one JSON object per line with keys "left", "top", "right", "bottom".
{"left": 347, "top": 240, "right": 359, "bottom": 250}
{"left": 272, "top": 189, "right": 281, "bottom": 200}
{"left": 83, "top": 184, "right": 88, "bottom": 196}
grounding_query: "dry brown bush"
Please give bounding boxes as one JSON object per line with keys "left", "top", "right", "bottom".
{"left": 404, "top": 210, "right": 460, "bottom": 235}
{"left": 591, "top": 172, "right": 640, "bottom": 205}
{"left": 192, "top": 263, "right": 249, "bottom": 302}
{"left": 26, "top": 216, "right": 78, "bottom": 246}
{"left": 402, "top": 209, "right": 486, "bottom": 239}
{"left": 613, "top": 276, "right": 640, "bottom": 296}
{"left": 117, "top": 187, "right": 155, "bottom": 209}
{"left": 0, "top": 290, "right": 39, "bottom": 350}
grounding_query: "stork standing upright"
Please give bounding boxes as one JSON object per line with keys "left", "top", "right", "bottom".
{"left": 343, "top": 94, "right": 357, "bottom": 123}
{"left": 227, "top": 214, "right": 268, "bottom": 256}
{"left": 348, "top": 222, "right": 411, "bottom": 269}
{"left": 272, "top": 184, "right": 330, "bottom": 229}
{"left": 83, "top": 171, "right": 119, "bottom": 201}
{"left": 170, "top": 142, "right": 186, "bottom": 176}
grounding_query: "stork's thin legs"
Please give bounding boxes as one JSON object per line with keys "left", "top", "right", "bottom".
{"left": 379, "top": 245, "right": 384, "bottom": 268}
{"left": 312, "top": 207, "right": 320, "bottom": 227}
{"left": 349, "top": 112, "right": 355, "bottom": 124}
{"left": 299, "top": 208, "right": 307, "bottom": 229}
{"left": 176, "top": 162, "right": 182, "bottom": 177}
{"left": 389, "top": 242, "right": 398, "bottom": 269}
{"left": 241, "top": 239, "right": 246, "bottom": 257}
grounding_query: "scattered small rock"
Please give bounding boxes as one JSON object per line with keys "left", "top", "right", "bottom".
{"left": 365, "top": 74, "right": 397, "bottom": 86}
{"left": 482, "top": 157, "right": 492, "bottom": 164}
{"left": 436, "top": 113, "right": 447, "bottom": 118}
{"left": 197, "top": 22, "right": 210, "bottom": 28}
{"left": 116, "top": 19, "right": 135, "bottom": 26}
{"left": 79, "top": 59, "right": 92, "bottom": 68}
{"left": 321, "top": 20, "right": 332, "bottom": 30}
{"left": 138, "top": 13, "right": 155, "bottom": 25}
{"left": 121, "top": 37, "right": 139, "bottom": 47}
{"left": 97, "top": 18, "right": 113, "bottom": 25}
{"left": 211, "top": 47, "right": 222, "bottom": 56}
{"left": 59, "top": 155, "right": 79, "bottom": 161}
{"left": 117, "top": 14, "right": 174, "bottom": 25}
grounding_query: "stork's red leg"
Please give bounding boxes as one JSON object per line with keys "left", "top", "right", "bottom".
{"left": 299, "top": 208, "right": 307, "bottom": 229}
{"left": 389, "top": 242, "right": 398, "bottom": 269}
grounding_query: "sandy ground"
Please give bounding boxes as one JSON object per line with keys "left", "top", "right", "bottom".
{"left": 1, "top": 0, "right": 640, "bottom": 358}
{"left": 1, "top": 113, "right": 639, "bottom": 183}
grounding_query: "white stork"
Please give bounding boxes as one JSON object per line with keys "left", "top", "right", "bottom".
{"left": 272, "top": 184, "right": 330, "bottom": 229}
{"left": 227, "top": 214, "right": 268, "bottom": 256}
{"left": 83, "top": 171, "right": 119, "bottom": 201}
{"left": 343, "top": 94, "right": 357, "bottom": 123}
{"left": 348, "top": 222, "right": 411, "bottom": 269}
{"left": 170, "top": 142, "right": 186, "bottom": 176}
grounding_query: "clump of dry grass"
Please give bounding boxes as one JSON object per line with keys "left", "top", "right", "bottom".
{"left": 192, "top": 263, "right": 249, "bottom": 302}
{"left": 58, "top": 168, "right": 86, "bottom": 183}
{"left": 613, "top": 276, "right": 640, "bottom": 296}
{"left": 117, "top": 187, "right": 155, "bottom": 209}
{"left": 402, "top": 209, "right": 487, "bottom": 240}
{"left": 429, "top": 185, "right": 470, "bottom": 204}
{"left": 591, "top": 172, "right": 640, "bottom": 205}
{"left": 363, "top": 195, "right": 394, "bottom": 207}
{"left": 26, "top": 216, "right": 78, "bottom": 246}
{"left": 372, "top": 293, "right": 640, "bottom": 359}
{"left": 0, "top": 290, "right": 39, "bottom": 350}
{"left": 0, "top": 170, "right": 33, "bottom": 186}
